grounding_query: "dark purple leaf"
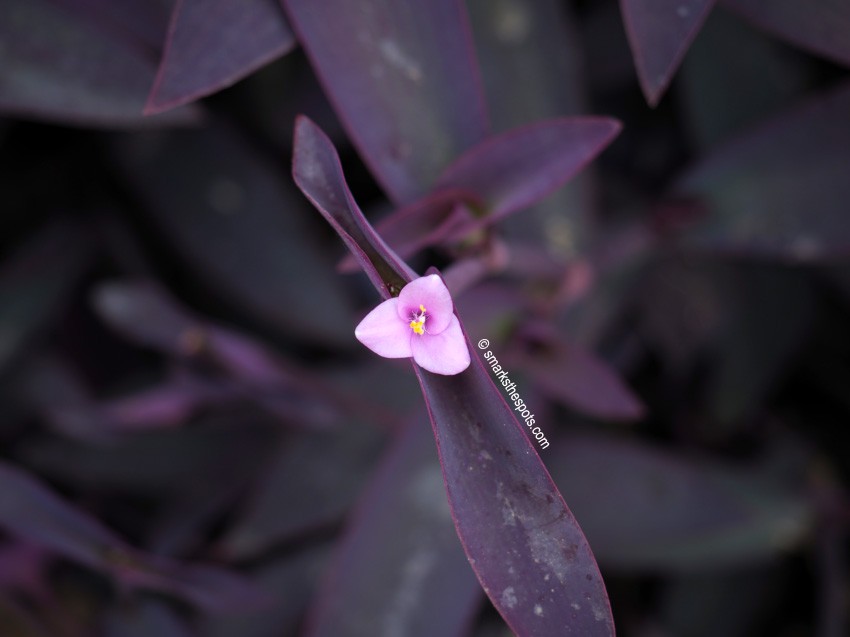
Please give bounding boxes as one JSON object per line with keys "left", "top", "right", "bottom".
{"left": 304, "top": 417, "right": 482, "bottom": 637}
{"left": 199, "top": 544, "right": 329, "bottom": 637}
{"left": 674, "top": 81, "right": 850, "bottom": 260}
{"left": 434, "top": 117, "right": 622, "bottom": 221}
{"left": 283, "top": 0, "right": 489, "bottom": 204}
{"left": 93, "top": 280, "right": 340, "bottom": 428}
{"left": 146, "top": 0, "right": 296, "bottom": 114}
{"left": 514, "top": 324, "right": 645, "bottom": 422}
{"left": 0, "top": 221, "right": 92, "bottom": 375}
{"left": 109, "top": 123, "right": 354, "bottom": 344}
{"left": 219, "top": 424, "right": 386, "bottom": 559}
{"left": 620, "top": 0, "right": 717, "bottom": 105}
{"left": 722, "top": 0, "right": 850, "bottom": 69}
{"left": 0, "top": 461, "right": 269, "bottom": 611}
{"left": 549, "top": 435, "right": 812, "bottom": 570}
{"left": 20, "top": 418, "right": 275, "bottom": 495}
{"left": 357, "top": 118, "right": 621, "bottom": 261}
{"left": 292, "top": 117, "right": 615, "bottom": 636}
{"left": 339, "top": 190, "right": 479, "bottom": 272}
{"left": 55, "top": 0, "right": 174, "bottom": 54}
{"left": 0, "top": 0, "right": 196, "bottom": 126}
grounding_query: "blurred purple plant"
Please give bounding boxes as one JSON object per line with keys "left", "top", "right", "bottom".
{"left": 0, "top": 1, "right": 848, "bottom": 636}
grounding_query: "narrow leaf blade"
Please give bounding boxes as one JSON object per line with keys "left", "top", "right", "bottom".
{"left": 620, "top": 0, "right": 717, "bottom": 105}
{"left": 146, "top": 0, "right": 296, "bottom": 113}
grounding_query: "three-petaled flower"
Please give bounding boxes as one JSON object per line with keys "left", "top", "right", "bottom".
{"left": 355, "top": 274, "right": 470, "bottom": 375}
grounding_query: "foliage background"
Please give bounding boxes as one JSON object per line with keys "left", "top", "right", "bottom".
{"left": 1, "top": 0, "right": 849, "bottom": 635}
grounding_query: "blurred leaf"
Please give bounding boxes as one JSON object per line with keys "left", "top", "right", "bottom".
{"left": 0, "top": 0, "right": 195, "bottom": 126}
{"left": 93, "top": 280, "right": 339, "bottom": 427}
{"left": 292, "top": 116, "right": 615, "bottom": 637}
{"left": 109, "top": 123, "right": 354, "bottom": 345}
{"left": 434, "top": 117, "right": 622, "bottom": 221}
{"left": 0, "top": 460, "right": 269, "bottom": 611}
{"left": 550, "top": 435, "right": 813, "bottom": 571}
{"left": 722, "top": 0, "right": 850, "bottom": 69}
{"left": 199, "top": 544, "right": 328, "bottom": 637}
{"left": 0, "top": 221, "right": 92, "bottom": 376}
{"left": 304, "top": 417, "right": 481, "bottom": 637}
{"left": 620, "top": 0, "right": 717, "bottom": 105}
{"left": 283, "top": 0, "right": 489, "bottom": 204}
{"left": 146, "top": 0, "right": 296, "bottom": 114}
{"left": 102, "top": 599, "right": 191, "bottom": 637}
{"left": 55, "top": 0, "right": 174, "bottom": 54}
{"left": 20, "top": 417, "right": 274, "bottom": 494}
{"left": 674, "top": 81, "right": 850, "bottom": 260}
{"left": 514, "top": 324, "right": 645, "bottom": 422}
{"left": 219, "top": 423, "right": 386, "bottom": 559}
{"left": 363, "top": 118, "right": 621, "bottom": 261}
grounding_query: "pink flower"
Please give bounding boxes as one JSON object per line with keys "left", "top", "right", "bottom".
{"left": 355, "top": 274, "right": 470, "bottom": 375}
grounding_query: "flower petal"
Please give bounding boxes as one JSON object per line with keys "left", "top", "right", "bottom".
{"left": 355, "top": 298, "right": 412, "bottom": 358}
{"left": 397, "top": 274, "right": 454, "bottom": 335}
{"left": 410, "top": 315, "right": 470, "bottom": 375}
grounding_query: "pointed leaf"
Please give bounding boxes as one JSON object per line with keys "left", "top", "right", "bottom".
{"left": 434, "top": 117, "right": 622, "bottom": 220}
{"left": 0, "top": 461, "right": 268, "bottom": 611}
{"left": 146, "top": 0, "right": 296, "bottom": 114}
{"left": 305, "top": 418, "right": 481, "bottom": 637}
{"left": 292, "top": 118, "right": 615, "bottom": 636}
{"left": 0, "top": 0, "right": 195, "bottom": 126}
{"left": 620, "top": 0, "right": 717, "bottom": 105}
{"left": 515, "top": 325, "right": 645, "bottom": 422}
{"left": 722, "top": 0, "right": 850, "bottom": 69}
{"left": 283, "top": 0, "right": 489, "bottom": 203}
{"left": 674, "top": 81, "right": 850, "bottom": 260}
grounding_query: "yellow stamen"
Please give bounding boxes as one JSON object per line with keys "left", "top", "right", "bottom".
{"left": 409, "top": 304, "right": 427, "bottom": 335}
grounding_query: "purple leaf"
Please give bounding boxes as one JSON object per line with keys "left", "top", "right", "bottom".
{"left": 292, "top": 115, "right": 417, "bottom": 297}
{"left": 292, "top": 117, "right": 615, "bottom": 636}
{"left": 199, "top": 544, "right": 328, "bottom": 637}
{"left": 620, "top": 0, "right": 717, "bottom": 105}
{"left": 0, "top": 461, "right": 269, "bottom": 611}
{"left": 55, "top": 0, "right": 174, "bottom": 54}
{"left": 0, "top": 0, "right": 196, "bottom": 126}
{"left": 357, "top": 118, "right": 621, "bottom": 261}
{"left": 146, "top": 0, "right": 296, "bottom": 114}
{"left": 434, "top": 117, "right": 622, "bottom": 221}
{"left": 109, "top": 123, "right": 354, "bottom": 344}
{"left": 514, "top": 324, "right": 645, "bottom": 422}
{"left": 304, "top": 418, "right": 481, "bottom": 637}
{"left": 283, "top": 0, "right": 489, "bottom": 204}
{"left": 93, "top": 280, "right": 339, "bottom": 427}
{"left": 674, "top": 81, "right": 850, "bottom": 260}
{"left": 722, "top": 0, "right": 850, "bottom": 69}
{"left": 549, "top": 435, "right": 813, "bottom": 570}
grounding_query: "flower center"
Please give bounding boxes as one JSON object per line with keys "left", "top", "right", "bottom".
{"left": 409, "top": 304, "right": 427, "bottom": 335}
